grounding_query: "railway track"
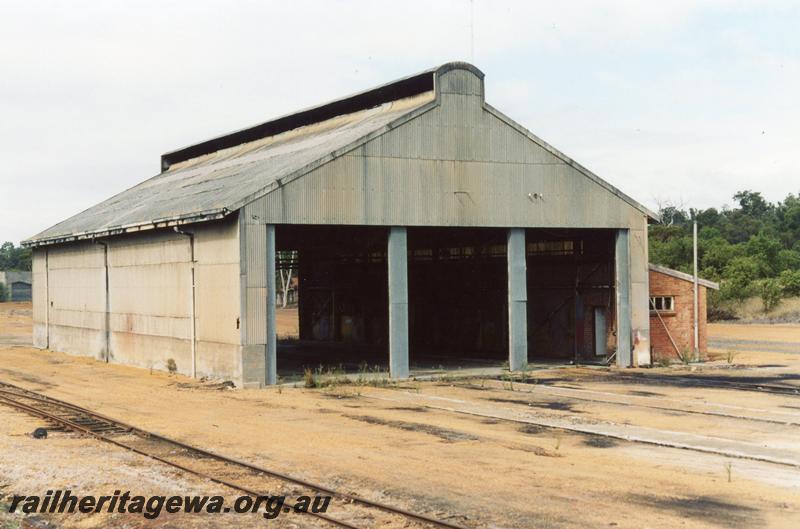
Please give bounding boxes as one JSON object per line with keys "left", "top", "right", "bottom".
{"left": 604, "top": 372, "right": 800, "bottom": 397}
{"left": 454, "top": 381, "right": 800, "bottom": 427}
{"left": 0, "top": 381, "right": 469, "bottom": 529}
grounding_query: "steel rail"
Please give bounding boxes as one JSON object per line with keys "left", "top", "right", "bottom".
{"left": 610, "top": 373, "right": 800, "bottom": 396}
{"left": 453, "top": 381, "right": 800, "bottom": 427}
{"left": 0, "top": 382, "right": 469, "bottom": 529}
{"left": 0, "top": 392, "right": 364, "bottom": 529}
{"left": 507, "top": 372, "right": 800, "bottom": 397}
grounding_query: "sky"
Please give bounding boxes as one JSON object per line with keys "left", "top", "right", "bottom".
{"left": 1, "top": 0, "right": 798, "bottom": 244}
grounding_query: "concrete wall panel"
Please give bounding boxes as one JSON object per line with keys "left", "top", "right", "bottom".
{"left": 196, "top": 340, "right": 240, "bottom": 380}
{"left": 43, "top": 242, "right": 106, "bottom": 358}
{"left": 31, "top": 249, "right": 48, "bottom": 348}
{"left": 241, "top": 344, "right": 266, "bottom": 388}
{"left": 109, "top": 330, "right": 191, "bottom": 372}
{"left": 194, "top": 219, "right": 241, "bottom": 348}
{"left": 31, "top": 217, "right": 241, "bottom": 381}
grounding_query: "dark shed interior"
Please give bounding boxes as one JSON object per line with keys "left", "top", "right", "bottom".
{"left": 274, "top": 225, "right": 618, "bottom": 376}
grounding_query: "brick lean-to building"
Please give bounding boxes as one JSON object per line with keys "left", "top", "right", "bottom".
{"left": 648, "top": 264, "right": 719, "bottom": 360}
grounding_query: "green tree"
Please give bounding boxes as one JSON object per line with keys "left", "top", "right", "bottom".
{"left": 650, "top": 190, "right": 800, "bottom": 317}
{"left": 779, "top": 269, "right": 800, "bottom": 296}
{"left": 0, "top": 242, "right": 31, "bottom": 271}
{"left": 743, "top": 233, "right": 782, "bottom": 277}
{"left": 721, "top": 256, "right": 761, "bottom": 301}
{"left": 699, "top": 236, "right": 739, "bottom": 280}
{"left": 734, "top": 190, "right": 771, "bottom": 219}
{"left": 777, "top": 249, "right": 800, "bottom": 272}
{"left": 759, "top": 278, "right": 782, "bottom": 312}
{"left": 776, "top": 194, "right": 800, "bottom": 248}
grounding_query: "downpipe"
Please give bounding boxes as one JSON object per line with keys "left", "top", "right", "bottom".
{"left": 93, "top": 239, "right": 111, "bottom": 362}
{"left": 174, "top": 227, "right": 197, "bottom": 378}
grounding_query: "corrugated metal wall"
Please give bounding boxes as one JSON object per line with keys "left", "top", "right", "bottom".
{"left": 248, "top": 70, "right": 645, "bottom": 230}
{"left": 238, "top": 206, "right": 277, "bottom": 387}
{"left": 629, "top": 224, "right": 651, "bottom": 364}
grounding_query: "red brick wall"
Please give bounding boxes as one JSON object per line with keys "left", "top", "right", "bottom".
{"left": 648, "top": 270, "right": 709, "bottom": 360}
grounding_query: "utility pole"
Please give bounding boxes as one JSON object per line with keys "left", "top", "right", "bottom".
{"left": 693, "top": 220, "right": 699, "bottom": 359}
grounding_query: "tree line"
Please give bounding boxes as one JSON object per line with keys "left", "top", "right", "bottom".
{"left": 0, "top": 242, "right": 31, "bottom": 271}
{"left": 650, "top": 190, "right": 800, "bottom": 316}
{"left": 0, "top": 242, "right": 31, "bottom": 301}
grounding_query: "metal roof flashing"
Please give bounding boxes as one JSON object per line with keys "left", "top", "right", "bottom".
{"left": 649, "top": 263, "right": 720, "bottom": 290}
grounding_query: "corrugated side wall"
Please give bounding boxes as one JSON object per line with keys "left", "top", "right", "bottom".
{"left": 630, "top": 223, "right": 651, "bottom": 365}
{"left": 249, "top": 69, "right": 647, "bottom": 229}
{"left": 30, "top": 216, "right": 241, "bottom": 381}
{"left": 238, "top": 209, "right": 272, "bottom": 388}
{"left": 242, "top": 66, "right": 651, "bottom": 366}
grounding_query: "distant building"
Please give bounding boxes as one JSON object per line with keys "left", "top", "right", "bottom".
{"left": 0, "top": 270, "right": 32, "bottom": 301}
{"left": 648, "top": 264, "right": 719, "bottom": 360}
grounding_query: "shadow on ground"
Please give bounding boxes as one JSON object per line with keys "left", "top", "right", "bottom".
{"left": 628, "top": 494, "right": 762, "bottom": 528}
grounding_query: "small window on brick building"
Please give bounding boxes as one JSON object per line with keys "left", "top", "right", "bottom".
{"left": 650, "top": 296, "right": 675, "bottom": 312}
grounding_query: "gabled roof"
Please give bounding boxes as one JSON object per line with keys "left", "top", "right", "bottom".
{"left": 24, "top": 62, "right": 658, "bottom": 248}
{"left": 649, "top": 263, "right": 720, "bottom": 290}
{"left": 24, "top": 87, "right": 437, "bottom": 247}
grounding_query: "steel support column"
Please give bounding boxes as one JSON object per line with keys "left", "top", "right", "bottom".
{"left": 388, "top": 227, "right": 409, "bottom": 379}
{"left": 615, "top": 229, "right": 632, "bottom": 367}
{"left": 507, "top": 228, "right": 528, "bottom": 371}
{"left": 265, "top": 224, "right": 277, "bottom": 385}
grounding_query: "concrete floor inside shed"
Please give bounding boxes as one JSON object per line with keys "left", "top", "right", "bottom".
{"left": 275, "top": 307, "right": 584, "bottom": 383}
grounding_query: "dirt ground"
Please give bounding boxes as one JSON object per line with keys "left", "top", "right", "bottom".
{"left": 275, "top": 307, "right": 299, "bottom": 339}
{"left": 1, "top": 302, "right": 799, "bottom": 528}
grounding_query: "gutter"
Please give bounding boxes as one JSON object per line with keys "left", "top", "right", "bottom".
{"left": 22, "top": 209, "right": 229, "bottom": 249}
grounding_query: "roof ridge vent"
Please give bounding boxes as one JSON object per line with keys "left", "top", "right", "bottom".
{"left": 160, "top": 70, "right": 437, "bottom": 171}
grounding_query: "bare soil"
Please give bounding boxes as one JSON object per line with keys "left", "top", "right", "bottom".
{"left": 275, "top": 307, "right": 299, "bottom": 339}
{"left": 0, "top": 302, "right": 798, "bottom": 528}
